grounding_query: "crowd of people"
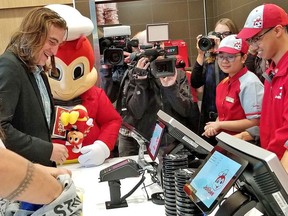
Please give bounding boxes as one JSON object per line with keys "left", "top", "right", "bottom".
{"left": 0, "top": 2, "right": 288, "bottom": 215}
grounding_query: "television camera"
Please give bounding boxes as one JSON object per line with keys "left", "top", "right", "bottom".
{"left": 99, "top": 25, "right": 139, "bottom": 65}
{"left": 198, "top": 31, "right": 223, "bottom": 51}
{"left": 131, "top": 23, "right": 177, "bottom": 78}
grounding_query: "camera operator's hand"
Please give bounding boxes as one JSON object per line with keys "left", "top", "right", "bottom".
{"left": 124, "top": 51, "right": 132, "bottom": 63}
{"left": 137, "top": 57, "right": 150, "bottom": 70}
{"left": 160, "top": 69, "right": 177, "bottom": 87}
{"left": 208, "top": 35, "right": 221, "bottom": 51}
{"left": 132, "top": 57, "right": 150, "bottom": 80}
{"left": 248, "top": 44, "right": 259, "bottom": 56}
{"left": 196, "top": 34, "right": 205, "bottom": 56}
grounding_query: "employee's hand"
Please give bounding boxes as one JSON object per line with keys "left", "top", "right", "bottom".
{"left": 281, "top": 150, "right": 288, "bottom": 174}
{"left": 51, "top": 143, "right": 69, "bottom": 164}
{"left": 202, "top": 121, "right": 220, "bottom": 137}
{"left": 234, "top": 131, "right": 253, "bottom": 141}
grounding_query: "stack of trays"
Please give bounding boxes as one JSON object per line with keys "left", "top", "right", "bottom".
{"left": 162, "top": 154, "right": 188, "bottom": 216}
{"left": 174, "top": 169, "right": 204, "bottom": 216}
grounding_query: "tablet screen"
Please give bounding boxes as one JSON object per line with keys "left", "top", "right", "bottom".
{"left": 183, "top": 145, "right": 248, "bottom": 214}
{"left": 147, "top": 121, "right": 165, "bottom": 161}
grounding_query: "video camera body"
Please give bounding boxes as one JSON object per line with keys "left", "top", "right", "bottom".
{"left": 198, "top": 31, "right": 223, "bottom": 51}
{"left": 99, "top": 36, "right": 139, "bottom": 54}
{"left": 130, "top": 23, "right": 177, "bottom": 79}
{"left": 99, "top": 25, "right": 139, "bottom": 65}
{"left": 130, "top": 45, "right": 177, "bottom": 79}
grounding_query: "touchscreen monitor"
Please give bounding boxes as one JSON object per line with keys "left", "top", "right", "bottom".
{"left": 183, "top": 145, "right": 248, "bottom": 214}
{"left": 146, "top": 121, "right": 165, "bottom": 161}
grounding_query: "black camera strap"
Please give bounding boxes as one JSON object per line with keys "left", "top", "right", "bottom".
{"left": 214, "top": 61, "right": 220, "bottom": 85}
{"left": 115, "top": 68, "right": 130, "bottom": 115}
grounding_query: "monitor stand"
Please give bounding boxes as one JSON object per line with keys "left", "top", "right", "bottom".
{"left": 130, "top": 131, "right": 154, "bottom": 171}
{"left": 215, "top": 190, "right": 263, "bottom": 216}
{"left": 138, "top": 140, "right": 154, "bottom": 171}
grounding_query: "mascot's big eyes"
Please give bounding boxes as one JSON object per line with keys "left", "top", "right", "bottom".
{"left": 49, "top": 66, "right": 62, "bottom": 81}
{"left": 73, "top": 63, "right": 84, "bottom": 80}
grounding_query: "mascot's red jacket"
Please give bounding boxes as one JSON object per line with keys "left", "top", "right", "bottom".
{"left": 49, "top": 36, "right": 122, "bottom": 166}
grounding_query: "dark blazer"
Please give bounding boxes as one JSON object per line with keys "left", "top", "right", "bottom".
{"left": 0, "top": 51, "right": 56, "bottom": 166}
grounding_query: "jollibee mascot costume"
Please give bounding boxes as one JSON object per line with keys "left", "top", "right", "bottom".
{"left": 46, "top": 4, "right": 122, "bottom": 167}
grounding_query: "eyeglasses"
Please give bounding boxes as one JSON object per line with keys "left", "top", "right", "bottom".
{"left": 214, "top": 31, "right": 232, "bottom": 38}
{"left": 220, "top": 31, "right": 232, "bottom": 37}
{"left": 217, "top": 54, "right": 241, "bottom": 62}
{"left": 247, "top": 27, "right": 274, "bottom": 44}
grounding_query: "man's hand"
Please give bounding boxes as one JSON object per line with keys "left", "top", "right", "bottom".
{"left": 51, "top": 143, "right": 69, "bottom": 164}
{"left": 37, "top": 164, "right": 72, "bottom": 178}
{"left": 160, "top": 69, "right": 177, "bottom": 87}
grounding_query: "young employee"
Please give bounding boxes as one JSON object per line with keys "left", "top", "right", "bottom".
{"left": 237, "top": 4, "right": 288, "bottom": 172}
{"left": 202, "top": 34, "right": 264, "bottom": 138}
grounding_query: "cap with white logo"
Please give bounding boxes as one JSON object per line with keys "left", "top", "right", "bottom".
{"left": 216, "top": 34, "right": 249, "bottom": 54}
{"left": 238, "top": 4, "right": 288, "bottom": 39}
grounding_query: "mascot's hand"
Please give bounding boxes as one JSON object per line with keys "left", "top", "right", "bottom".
{"left": 78, "top": 140, "right": 110, "bottom": 167}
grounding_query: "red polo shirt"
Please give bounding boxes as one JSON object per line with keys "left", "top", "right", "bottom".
{"left": 216, "top": 67, "right": 263, "bottom": 135}
{"left": 260, "top": 51, "right": 288, "bottom": 159}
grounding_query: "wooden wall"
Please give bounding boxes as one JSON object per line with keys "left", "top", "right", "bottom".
{"left": 0, "top": 0, "right": 72, "bottom": 54}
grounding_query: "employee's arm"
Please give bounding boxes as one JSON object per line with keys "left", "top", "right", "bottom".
{"left": 281, "top": 149, "right": 288, "bottom": 173}
{"left": 0, "top": 148, "right": 71, "bottom": 204}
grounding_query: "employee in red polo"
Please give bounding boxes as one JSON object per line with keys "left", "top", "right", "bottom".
{"left": 237, "top": 4, "right": 288, "bottom": 172}
{"left": 202, "top": 34, "right": 264, "bottom": 138}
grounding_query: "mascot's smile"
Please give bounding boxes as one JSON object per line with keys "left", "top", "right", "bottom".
{"left": 48, "top": 53, "right": 97, "bottom": 101}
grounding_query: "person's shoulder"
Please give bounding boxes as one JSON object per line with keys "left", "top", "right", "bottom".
{"left": 241, "top": 71, "right": 263, "bottom": 85}
{"left": 0, "top": 51, "right": 17, "bottom": 61}
{"left": 244, "top": 70, "right": 261, "bottom": 79}
{"left": 0, "top": 51, "right": 26, "bottom": 74}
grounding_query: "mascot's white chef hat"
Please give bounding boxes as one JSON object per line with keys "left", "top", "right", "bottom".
{"left": 45, "top": 4, "right": 94, "bottom": 41}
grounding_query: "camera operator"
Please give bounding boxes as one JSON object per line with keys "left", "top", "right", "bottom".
{"left": 100, "top": 29, "right": 155, "bottom": 104}
{"left": 117, "top": 54, "right": 194, "bottom": 156}
{"left": 190, "top": 18, "right": 239, "bottom": 145}
{"left": 100, "top": 52, "right": 131, "bottom": 103}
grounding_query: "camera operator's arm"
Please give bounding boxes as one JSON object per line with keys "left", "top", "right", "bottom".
{"left": 160, "top": 69, "right": 193, "bottom": 117}
{"left": 126, "top": 57, "right": 150, "bottom": 119}
{"left": 245, "top": 44, "right": 258, "bottom": 73}
{"left": 191, "top": 35, "right": 206, "bottom": 88}
{"left": 99, "top": 63, "right": 116, "bottom": 102}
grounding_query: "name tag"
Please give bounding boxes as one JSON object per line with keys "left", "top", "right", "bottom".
{"left": 225, "top": 96, "right": 234, "bottom": 103}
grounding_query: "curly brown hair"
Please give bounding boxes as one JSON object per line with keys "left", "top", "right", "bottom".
{"left": 6, "top": 7, "right": 67, "bottom": 71}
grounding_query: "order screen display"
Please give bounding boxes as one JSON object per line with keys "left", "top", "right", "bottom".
{"left": 189, "top": 150, "right": 242, "bottom": 208}
{"left": 148, "top": 122, "right": 165, "bottom": 160}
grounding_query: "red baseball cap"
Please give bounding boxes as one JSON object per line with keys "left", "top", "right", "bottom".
{"left": 237, "top": 4, "right": 288, "bottom": 39}
{"left": 216, "top": 34, "right": 249, "bottom": 54}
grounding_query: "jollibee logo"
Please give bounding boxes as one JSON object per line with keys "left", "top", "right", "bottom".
{"left": 253, "top": 16, "right": 263, "bottom": 28}
{"left": 234, "top": 41, "right": 241, "bottom": 50}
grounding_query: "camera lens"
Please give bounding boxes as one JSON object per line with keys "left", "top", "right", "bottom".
{"left": 198, "top": 37, "right": 215, "bottom": 51}
{"left": 103, "top": 48, "right": 124, "bottom": 66}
